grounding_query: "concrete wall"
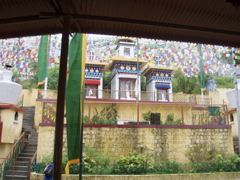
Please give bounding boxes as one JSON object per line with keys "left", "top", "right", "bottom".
{"left": 30, "top": 172, "right": 240, "bottom": 180}
{"left": 0, "top": 108, "right": 23, "bottom": 159}
{"left": 37, "top": 125, "right": 233, "bottom": 164}
{"left": 20, "top": 89, "right": 39, "bottom": 106}
{"left": 206, "top": 88, "right": 232, "bottom": 105}
{"left": 1, "top": 109, "right": 23, "bottom": 143}
{"left": 0, "top": 143, "right": 12, "bottom": 162}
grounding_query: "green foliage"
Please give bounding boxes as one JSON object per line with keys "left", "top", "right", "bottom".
{"left": 37, "top": 149, "right": 240, "bottom": 175}
{"left": 82, "top": 145, "right": 111, "bottom": 174}
{"left": 142, "top": 111, "right": 151, "bottom": 121}
{"left": 34, "top": 162, "right": 46, "bottom": 173}
{"left": 112, "top": 152, "right": 154, "bottom": 174}
{"left": 172, "top": 69, "right": 234, "bottom": 94}
{"left": 187, "top": 145, "right": 217, "bottom": 163}
{"left": 154, "top": 161, "right": 183, "bottom": 174}
{"left": 141, "top": 76, "right": 146, "bottom": 91}
{"left": 164, "top": 114, "right": 182, "bottom": 125}
{"left": 103, "top": 72, "right": 111, "bottom": 89}
{"left": 83, "top": 115, "right": 89, "bottom": 124}
{"left": 47, "top": 65, "right": 59, "bottom": 90}
{"left": 91, "top": 104, "right": 119, "bottom": 124}
{"left": 19, "top": 77, "right": 38, "bottom": 90}
{"left": 172, "top": 69, "right": 201, "bottom": 94}
{"left": 215, "top": 76, "right": 234, "bottom": 88}
{"left": 41, "top": 153, "right": 54, "bottom": 165}
{"left": 19, "top": 61, "right": 41, "bottom": 90}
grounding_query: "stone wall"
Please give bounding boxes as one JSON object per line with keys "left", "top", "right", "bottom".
{"left": 37, "top": 124, "right": 234, "bottom": 163}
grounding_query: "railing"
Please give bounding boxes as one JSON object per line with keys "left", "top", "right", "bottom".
{"left": 38, "top": 89, "right": 212, "bottom": 105}
{"left": 27, "top": 151, "right": 37, "bottom": 180}
{"left": 0, "top": 158, "right": 15, "bottom": 180}
{"left": 0, "top": 132, "right": 28, "bottom": 179}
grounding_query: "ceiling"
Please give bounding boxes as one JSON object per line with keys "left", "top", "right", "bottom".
{"left": 1, "top": 0, "right": 240, "bottom": 47}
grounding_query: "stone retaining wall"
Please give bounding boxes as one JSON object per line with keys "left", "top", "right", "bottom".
{"left": 37, "top": 124, "right": 234, "bottom": 163}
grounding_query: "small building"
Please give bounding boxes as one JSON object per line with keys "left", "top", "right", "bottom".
{"left": 107, "top": 37, "right": 147, "bottom": 100}
{"left": 84, "top": 62, "right": 107, "bottom": 99}
{"left": 142, "top": 66, "right": 175, "bottom": 102}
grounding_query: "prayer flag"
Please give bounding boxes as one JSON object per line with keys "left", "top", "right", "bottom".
{"left": 65, "top": 33, "right": 86, "bottom": 174}
{"left": 37, "top": 35, "right": 49, "bottom": 86}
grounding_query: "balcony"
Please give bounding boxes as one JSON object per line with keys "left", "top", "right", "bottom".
{"left": 38, "top": 89, "right": 212, "bottom": 105}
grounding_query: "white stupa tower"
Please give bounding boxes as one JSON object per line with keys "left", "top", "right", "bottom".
{"left": 0, "top": 64, "right": 22, "bottom": 105}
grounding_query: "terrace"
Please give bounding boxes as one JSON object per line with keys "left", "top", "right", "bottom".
{"left": 36, "top": 89, "right": 228, "bottom": 126}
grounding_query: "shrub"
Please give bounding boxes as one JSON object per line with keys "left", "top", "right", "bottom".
{"left": 82, "top": 145, "right": 111, "bottom": 174}
{"left": 142, "top": 111, "right": 151, "bottom": 121}
{"left": 164, "top": 114, "right": 182, "bottom": 125}
{"left": 34, "top": 162, "right": 46, "bottom": 173}
{"left": 112, "top": 152, "right": 154, "bottom": 174}
{"left": 154, "top": 160, "right": 183, "bottom": 174}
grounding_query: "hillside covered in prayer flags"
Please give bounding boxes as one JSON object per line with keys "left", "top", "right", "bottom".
{"left": 0, "top": 34, "right": 237, "bottom": 78}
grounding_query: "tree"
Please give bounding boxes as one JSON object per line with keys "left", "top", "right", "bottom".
{"left": 172, "top": 69, "right": 201, "bottom": 94}
{"left": 47, "top": 65, "right": 59, "bottom": 90}
{"left": 103, "top": 72, "right": 111, "bottom": 89}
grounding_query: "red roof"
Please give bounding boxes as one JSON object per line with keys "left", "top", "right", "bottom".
{"left": 0, "top": 104, "right": 26, "bottom": 113}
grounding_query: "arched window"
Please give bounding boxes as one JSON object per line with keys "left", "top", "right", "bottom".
{"left": 14, "top": 112, "right": 18, "bottom": 121}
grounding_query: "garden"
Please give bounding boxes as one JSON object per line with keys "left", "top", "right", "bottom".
{"left": 34, "top": 145, "right": 240, "bottom": 175}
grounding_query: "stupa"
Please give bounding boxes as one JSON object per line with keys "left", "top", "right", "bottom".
{"left": 0, "top": 64, "right": 22, "bottom": 105}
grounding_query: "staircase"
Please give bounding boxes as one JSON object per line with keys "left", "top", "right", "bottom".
{"left": 4, "top": 106, "right": 38, "bottom": 180}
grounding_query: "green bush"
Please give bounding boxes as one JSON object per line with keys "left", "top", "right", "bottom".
{"left": 164, "top": 114, "right": 182, "bottom": 125}
{"left": 142, "top": 111, "right": 151, "bottom": 121}
{"left": 34, "top": 162, "right": 46, "bottom": 173}
{"left": 154, "top": 161, "right": 183, "bottom": 174}
{"left": 82, "top": 145, "right": 112, "bottom": 174}
{"left": 112, "top": 152, "right": 154, "bottom": 174}
{"left": 83, "top": 115, "right": 89, "bottom": 124}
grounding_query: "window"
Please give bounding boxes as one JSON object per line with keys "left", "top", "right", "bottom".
{"left": 85, "top": 85, "right": 98, "bottom": 98}
{"left": 230, "top": 113, "right": 234, "bottom": 122}
{"left": 14, "top": 112, "right": 18, "bottom": 121}
{"left": 88, "top": 51, "right": 94, "bottom": 61}
{"left": 124, "top": 47, "right": 130, "bottom": 56}
{"left": 157, "top": 89, "right": 168, "bottom": 101}
{"left": 119, "top": 79, "right": 136, "bottom": 99}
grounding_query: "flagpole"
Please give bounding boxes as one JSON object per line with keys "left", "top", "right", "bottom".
{"left": 198, "top": 44, "right": 205, "bottom": 105}
{"left": 43, "top": 35, "right": 51, "bottom": 98}
{"left": 136, "top": 38, "right": 140, "bottom": 124}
